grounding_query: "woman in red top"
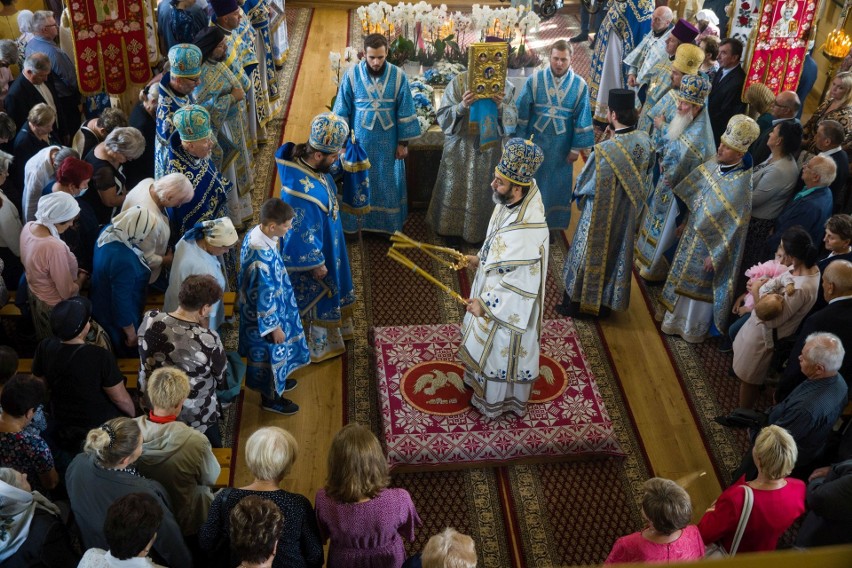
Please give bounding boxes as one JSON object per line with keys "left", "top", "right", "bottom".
{"left": 698, "top": 425, "right": 806, "bottom": 553}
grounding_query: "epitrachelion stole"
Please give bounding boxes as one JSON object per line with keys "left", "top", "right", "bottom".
{"left": 67, "top": 0, "right": 159, "bottom": 95}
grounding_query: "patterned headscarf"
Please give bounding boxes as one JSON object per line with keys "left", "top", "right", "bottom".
{"left": 0, "top": 469, "right": 61, "bottom": 562}
{"left": 96, "top": 206, "right": 156, "bottom": 265}
{"left": 183, "top": 217, "right": 239, "bottom": 247}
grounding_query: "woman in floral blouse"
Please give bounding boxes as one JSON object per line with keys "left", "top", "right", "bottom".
{"left": 137, "top": 274, "right": 227, "bottom": 447}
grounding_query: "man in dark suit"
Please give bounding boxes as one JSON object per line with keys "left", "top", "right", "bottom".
{"left": 708, "top": 38, "right": 747, "bottom": 145}
{"left": 749, "top": 90, "right": 800, "bottom": 164}
{"left": 807, "top": 120, "right": 851, "bottom": 214}
{"left": 4, "top": 52, "right": 62, "bottom": 136}
{"left": 776, "top": 259, "right": 852, "bottom": 402}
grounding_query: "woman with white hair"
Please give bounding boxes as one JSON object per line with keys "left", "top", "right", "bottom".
{"left": 199, "top": 426, "right": 324, "bottom": 567}
{"left": 19, "top": 191, "right": 84, "bottom": 340}
{"left": 122, "top": 173, "right": 194, "bottom": 285}
{"left": 164, "top": 217, "right": 238, "bottom": 331}
{"left": 0, "top": 149, "right": 23, "bottom": 290}
{"left": 417, "top": 528, "right": 477, "bottom": 568}
{"left": 91, "top": 205, "right": 156, "bottom": 355}
{"left": 0, "top": 467, "right": 79, "bottom": 565}
{"left": 83, "top": 125, "right": 146, "bottom": 226}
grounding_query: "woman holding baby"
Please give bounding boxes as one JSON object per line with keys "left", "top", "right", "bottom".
{"left": 733, "top": 226, "right": 821, "bottom": 409}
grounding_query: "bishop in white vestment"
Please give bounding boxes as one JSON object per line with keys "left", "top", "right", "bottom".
{"left": 460, "top": 138, "right": 548, "bottom": 419}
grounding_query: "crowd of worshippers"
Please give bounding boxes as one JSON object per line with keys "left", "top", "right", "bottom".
{"left": 5, "top": 0, "right": 852, "bottom": 565}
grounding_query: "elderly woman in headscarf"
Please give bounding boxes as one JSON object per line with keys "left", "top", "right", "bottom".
{"left": 19, "top": 191, "right": 85, "bottom": 340}
{"left": 163, "top": 216, "right": 238, "bottom": 332}
{"left": 0, "top": 467, "right": 79, "bottom": 565}
{"left": 91, "top": 205, "right": 156, "bottom": 355}
{"left": 695, "top": 9, "right": 720, "bottom": 42}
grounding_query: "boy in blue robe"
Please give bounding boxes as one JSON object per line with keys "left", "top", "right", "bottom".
{"left": 238, "top": 198, "right": 311, "bottom": 415}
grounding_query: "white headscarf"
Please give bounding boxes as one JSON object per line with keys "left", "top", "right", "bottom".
{"left": 696, "top": 9, "right": 719, "bottom": 26}
{"left": 97, "top": 206, "right": 156, "bottom": 265}
{"left": 34, "top": 192, "right": 80, "bottom": 239}
{"left": 0, "top": 469, "right": 61, "bottom": 561}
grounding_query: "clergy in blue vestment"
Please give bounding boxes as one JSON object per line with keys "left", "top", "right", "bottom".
{"left": 91, "top": 206, "right": 156, "bottom": 356}
{"left": 276, "top": 112, "right": 356, "bottom": 363}
{"left": 558, "top": 89, "right": 653, "bottom": 319}
{"left": 333, "top": 33, "right": 420, "bottom": 234}
{"left": 588, "top": 0, "right": 653, "bottom": 122}
{"left": 155, "top": 44, "right": 202, "bottom": 178}
{"left": 635, "top": 75, "right": 715, "bottom": 282}
{"left": 659, "top": 115, "right": 760, "bottom": 343}
{"left": 166, "top": 105, "right": 231, "bottom": 238}
{"left": 164, "top": 217, "right": 238, "bottom": 333}
{"left": 637, "top": 34, "right": 703, "bottom": 136}
{"left": 238, "top": 198, "right": 311, "bottom": 416}
{"left": 426, "top": 71, "right": 517, "bottom": 243}
{"left": 624, "top": 6, "right": 673, "bottom": 93}
{"left": 516, "top": 40, "right": 593, "bottom": 231}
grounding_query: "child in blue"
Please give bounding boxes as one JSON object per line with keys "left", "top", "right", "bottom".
{"left": 238, "top": 198, "right": 311, "bottom": 415}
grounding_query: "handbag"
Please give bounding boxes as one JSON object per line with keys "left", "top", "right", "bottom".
{"left": 705, "top": 485, "right": 754, "bottom": 559}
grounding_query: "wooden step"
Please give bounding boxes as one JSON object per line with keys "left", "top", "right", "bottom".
{"left": 1, "top": 291, "right": 237, "bottom": 319}
{"left": 212, "top": 447, "right": 234, "bottom": 487}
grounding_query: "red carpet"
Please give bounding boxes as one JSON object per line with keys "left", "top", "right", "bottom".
{"left": 374, "top": 320, "right": 623, "bottom": 469}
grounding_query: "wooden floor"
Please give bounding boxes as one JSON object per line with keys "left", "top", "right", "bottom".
{"left": 234, "top": 4, "right": 725, "bottom": 519}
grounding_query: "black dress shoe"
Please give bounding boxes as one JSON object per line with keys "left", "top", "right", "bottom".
{"left": 570, "top": 32, "right": 589, "bottom": 43}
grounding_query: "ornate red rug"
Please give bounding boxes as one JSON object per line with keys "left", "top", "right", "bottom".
{"left": 374, "top": 320, "right": 623, "bottom": 468}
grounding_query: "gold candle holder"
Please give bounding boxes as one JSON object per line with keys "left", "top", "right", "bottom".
{"left": 820, "top": 29, "right": 852, "bottom": 104}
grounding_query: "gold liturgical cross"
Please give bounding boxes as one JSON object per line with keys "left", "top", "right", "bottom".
{"left": 386, "top": 232, "right": 469, "bottom": 306}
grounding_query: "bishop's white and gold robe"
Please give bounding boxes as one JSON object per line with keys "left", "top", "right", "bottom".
{"left": 459, "top": 182, "right": 549, "bottom": 419}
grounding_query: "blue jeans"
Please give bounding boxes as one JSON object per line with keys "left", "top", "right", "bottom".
{"left": 728, "top": 312, "right": 751, "bottom": 341}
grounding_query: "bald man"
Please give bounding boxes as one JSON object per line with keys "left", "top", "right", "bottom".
{"left": 625, "top": 7, "right": 674, "bottom": 91}
{"left": 765, "top": 155, "right": 836, "bottom": 256}
{"left": 750, "top": 90, "right": 801, "bottom": 164}
{"left": 777, "top": 260, "right": 852, "bottom": 402}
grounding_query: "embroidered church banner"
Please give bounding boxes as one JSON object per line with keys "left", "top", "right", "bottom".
{"left": 743, "top": 0, "right": 822, "bottom": 95}
{"left": 67, "top": 0, "right": 157, "bottom": 95}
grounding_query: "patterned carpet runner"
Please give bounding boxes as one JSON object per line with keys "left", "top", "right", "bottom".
{"left": 345, "top": 211, "right": 651, "bottom": 567}
{"left": 374, "top": 320, "right": 623, "bottom": 469}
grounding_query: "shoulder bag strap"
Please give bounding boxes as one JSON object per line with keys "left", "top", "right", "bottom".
{"left": 728, "top": 485, "right": 754, "bottom": 556}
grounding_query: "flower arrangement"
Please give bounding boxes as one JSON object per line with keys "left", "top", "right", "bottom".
{"left": 422, "top": 60, "right": 466, "bottom": 86}
{"left": 354, "top": 3, "right": 542, "bottom": 70}
{"left": 409, "top": 79, "right": 436, "bottom": 134}
{"left": 328, "top": 47, "right": 361, "bottom": 109}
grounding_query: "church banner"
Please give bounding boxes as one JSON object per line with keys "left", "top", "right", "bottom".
{"left": 67, "top": 0, "right": 156, "bottom": 95}
{"left": 743, "top": 0, "right": 822, "bottom": 95}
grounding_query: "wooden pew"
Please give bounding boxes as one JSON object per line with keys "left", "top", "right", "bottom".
{"left": 17, "top": 358, "right": 238, "bottom": 487}
{"left": 0, "top": 291, "right": 18, "bottom": 317}
{"left": 212, "top": 447, "right": 234, "bottom": 487}
{"left": 145, "top": 291, "right": 237, "bottom": 317}
{"left": 0, "top": 291, "right": 237, "bottom": 319}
